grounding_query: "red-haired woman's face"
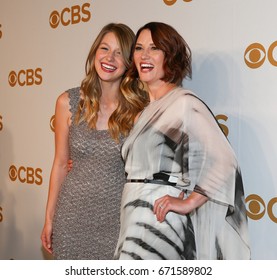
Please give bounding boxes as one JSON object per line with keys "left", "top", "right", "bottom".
{"left": 133, "top": 29, "right": 165, "bottom": 87}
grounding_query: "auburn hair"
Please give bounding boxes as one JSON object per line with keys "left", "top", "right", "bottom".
{"left": 126, "top": 21, "right": 192, "bottom": 86}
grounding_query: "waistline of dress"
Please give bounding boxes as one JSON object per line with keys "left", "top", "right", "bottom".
{"left": 126, "top": 178, "right": 176, "bottom": 187}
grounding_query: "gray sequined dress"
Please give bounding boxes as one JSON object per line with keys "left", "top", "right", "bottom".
{"left": 52, "top": 87, "right": 126, "bottom": 259}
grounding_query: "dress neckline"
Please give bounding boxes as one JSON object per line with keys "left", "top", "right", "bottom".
{"left": 149, "top": 85, "right": 178, "bottom": 103}
{"left": 149, "top": 86, "right": 178, "bottom": 104}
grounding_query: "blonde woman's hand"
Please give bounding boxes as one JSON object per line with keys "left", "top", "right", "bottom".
{"left": 41, "top": 222, "right": 53, "bottom": 254}
{"left": 67, "top": 159, "right": 73, "bottom": 172}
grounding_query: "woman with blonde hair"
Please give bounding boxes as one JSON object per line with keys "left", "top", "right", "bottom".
{"left": 41, "top": 23, "right": 148, "bottom": 259}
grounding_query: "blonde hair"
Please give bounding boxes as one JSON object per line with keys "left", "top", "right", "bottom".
{"left": 75, "top": 23, "right": 148, "bottom": 141}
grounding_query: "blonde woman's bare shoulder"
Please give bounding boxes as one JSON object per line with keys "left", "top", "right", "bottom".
{"left": 54, "top": 91, "right": 72, "bottom": 123}
{"left": 56, "top": 91, "right": 70, "bottom": 108}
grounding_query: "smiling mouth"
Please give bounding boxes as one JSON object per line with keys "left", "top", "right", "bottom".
{"left": 101, "top": 63, "right": 117, "bottom": 72}
{"left": 140, "top": 63, "right": 154, "bottom": 71}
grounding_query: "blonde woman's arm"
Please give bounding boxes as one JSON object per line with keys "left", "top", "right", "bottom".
{"left": 41, "top": 92, "right": 71, "bottom": 254}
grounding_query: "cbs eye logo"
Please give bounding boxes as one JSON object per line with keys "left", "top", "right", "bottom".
{"left": 50, "top": 115, "right": 55, "bottom": 132}
{"left": 215, "top": 114, "right": 229, "bottom": 137}
{"left": 8, "top": 68, "right": 42, "bottom": 87}
{"left": 163, "top": 0, "right": 192, "bottom": 6}
{"left": 49, "top": 3, "right": 91, "bottom": 29}
{"left": 9, "top": 165, "right": 43, "bottom": 185}
{"left": 0, "top": 115, "right": 3, "bottom": 131}
{"left": 246, "top": 194, "right": 277, "bottom": 223}
{"left": 244, "top": 41, "right": 277, "bottom": 69}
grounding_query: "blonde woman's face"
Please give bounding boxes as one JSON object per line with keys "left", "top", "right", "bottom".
{"left": 95, "top": 32, "right": 126, "bottom": 83}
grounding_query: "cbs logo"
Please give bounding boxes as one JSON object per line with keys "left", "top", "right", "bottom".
{"left": 216, "top": 114, "right": 229, "bottom": 137}
{"left": 9, "top": 165, "right": 43, "bottom": 185}
{"left": 0, "top": 115, "right": 3, "bottom": 131}
{"left": 246, "top": 194, "right": 277, "bottom": 223}
{"left": 163, "top": 0, "right": 192, "bottom": 6}
{"left": 49, "top": 3, "right": 91, "bottom": 29}
{"left": 0, "top": 206, "right": 3, "bottom": 222}
{"left": 8, "top": 68, "right": 42, "bottom": 87}
{"left": 50, "top": 115, "right": 55, "bottom": 132}
{"left": 244, "top": 41, "right": 277, "bottom": 69}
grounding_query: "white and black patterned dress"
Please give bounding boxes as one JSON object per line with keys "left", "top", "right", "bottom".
{"left": 52, "top": 87, "right": 126, "bottom": 259}
{"left": 114, "top": 87, "right": 250, "bottom": 260}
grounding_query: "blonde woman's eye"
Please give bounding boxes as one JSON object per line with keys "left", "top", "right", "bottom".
{"left": 135, "top": 46, "right": 142, "bottom": 51}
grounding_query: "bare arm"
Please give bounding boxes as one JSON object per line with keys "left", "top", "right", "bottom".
{"left": 41, "top": 92, "right": 71, "bottom": 254}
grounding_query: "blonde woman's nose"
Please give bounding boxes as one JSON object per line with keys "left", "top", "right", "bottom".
{"left": 106, "top": 51, "right": 115, "bottom": 61}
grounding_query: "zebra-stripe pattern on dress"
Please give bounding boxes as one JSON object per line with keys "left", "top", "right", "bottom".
{"left": 114, "top": 197, "right": 196, "bottom": 260}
